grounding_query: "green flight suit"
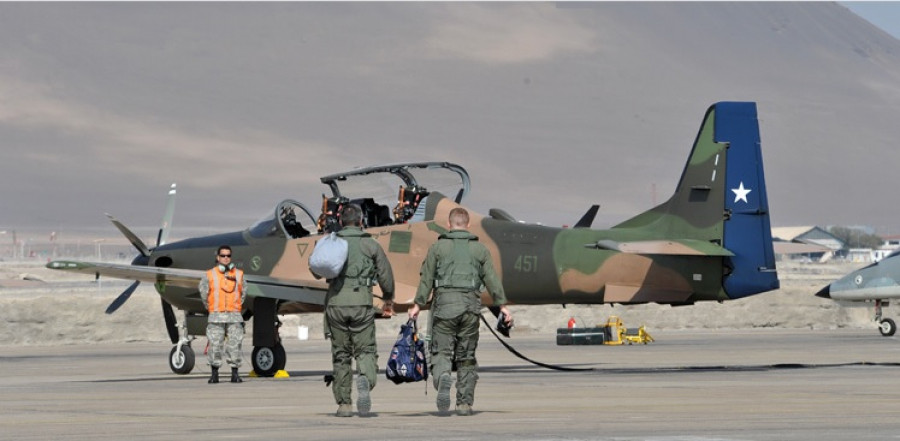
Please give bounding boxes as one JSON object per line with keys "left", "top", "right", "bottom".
{"left": 413, "top": 229, "right": 507, "bottom": 407}
{"left": 325, "top": 226, "right": 394, "bottom": 405}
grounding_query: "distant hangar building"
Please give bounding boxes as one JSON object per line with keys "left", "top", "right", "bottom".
{"left": 771, "top": 226, "right": 842, "bottom": 262}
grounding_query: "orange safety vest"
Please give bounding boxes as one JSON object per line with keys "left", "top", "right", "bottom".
{"left": 206, "top": 268, "right": 244, "bottom": 313}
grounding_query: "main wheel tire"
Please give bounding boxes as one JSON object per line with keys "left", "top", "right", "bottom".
{"left": 274, "top": 344, "right": 287, "bottom": 371}
{"left": 169, "top": 345, "right": 195, "bottom": 374}
{"left": 252, "top": 344, "right": 286, "bottom": 377}
{"left": 879, "top": 318, "right": 896, "bottom": 337}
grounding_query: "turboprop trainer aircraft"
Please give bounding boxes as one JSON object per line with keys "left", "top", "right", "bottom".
{"left": 47, "top": 101, "right": 779, "bottom": 376}
{"left": 816, "top": 251, "right": 900, "bottom": 337}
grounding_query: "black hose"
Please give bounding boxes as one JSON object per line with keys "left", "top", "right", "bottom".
{"left": 480, "top": 314, "right": 593, "bottom": 372}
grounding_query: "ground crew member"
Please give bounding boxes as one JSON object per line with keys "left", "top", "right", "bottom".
{"left": 408, "top": 207, "right": 512, "bottom": 416}
{"left": 199, "top": 245, "right": 247, "bottom": 384}
{"left": 325, "top": 204, "right": 395, "bottom": 417}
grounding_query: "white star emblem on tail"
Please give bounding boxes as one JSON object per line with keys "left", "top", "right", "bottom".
{"left": 732, "top": 182, "right": 751, "bottom": 203}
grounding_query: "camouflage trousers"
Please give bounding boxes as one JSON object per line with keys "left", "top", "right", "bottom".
{"left": 207, "top": 322, "right": 244, "bottom": 369}
{"left": 430, "top": 311, "right": 480, "bottom": 406}
{"left": 326, "top": 305, "right": 378, "bottom": 405}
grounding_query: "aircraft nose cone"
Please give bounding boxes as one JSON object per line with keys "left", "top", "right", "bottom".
{"left": 815, "top": 285, "right": 831, "bottom": 299}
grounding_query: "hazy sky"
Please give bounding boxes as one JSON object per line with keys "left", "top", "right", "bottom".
{"left": 2, "top": 2, "right": 900, "bottom": 244}
{"left": 842, "top": 1, "right": 900, "bottom": 39}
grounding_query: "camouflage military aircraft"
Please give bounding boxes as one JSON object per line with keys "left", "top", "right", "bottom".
{"left": 816, "top": 251, "right": 900, "bottom": 336}
{"left": 47, "top": 101, "right": 779, "bottom": 376}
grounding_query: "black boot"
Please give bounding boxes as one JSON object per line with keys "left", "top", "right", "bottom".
{"left": 230, "top": 367, "right": 242, "bottom": 383}
{"left": 208, "top": 367, "right": 219, "bottom": 384}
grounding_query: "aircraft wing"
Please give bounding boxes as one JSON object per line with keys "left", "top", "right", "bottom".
{"left": 244, "top": 274, "right": 328, "bottom": 305}
{"left": 47, "top": 260, "right": 204, "bottom": 288}
{"left": 46, "top": 260, "right": 329, "bottom": 305}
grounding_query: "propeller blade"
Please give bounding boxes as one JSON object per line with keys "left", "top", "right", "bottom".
{"left": 161, "top": 298, "right": 179, "bottom": 344}
{"left": 105, "top": 280, "right": 140, "bottom": 314}
{"left": 106, "top": 214, "right": 151, "bottom": 257}
{"left": 156, "top": 183, "right": 177, "bottom": 247}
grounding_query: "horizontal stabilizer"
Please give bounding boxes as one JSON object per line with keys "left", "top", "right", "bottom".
{"left": 604, "top": 284, "right": 693, "bottom": 304}
{"left": 588, "top": 239, "right": 734, "bottom": 256}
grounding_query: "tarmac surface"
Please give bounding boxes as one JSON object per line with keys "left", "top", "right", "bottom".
{"left": 3, "top": 329, "right": 900, "bottom": 441}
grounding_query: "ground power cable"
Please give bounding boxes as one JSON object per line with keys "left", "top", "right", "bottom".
{"left": 479, "top": 313, "right": 594, "bottom": 372}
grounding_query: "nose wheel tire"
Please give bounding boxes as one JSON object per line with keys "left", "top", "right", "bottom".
{"left": 251, "top": 344, "right": 286, "bottom": 377}
{"left": 879, "top": 318, "right": 896, "bottom": 337}
{"left": 169, "top": 345, "right": 195, "bottom": 374}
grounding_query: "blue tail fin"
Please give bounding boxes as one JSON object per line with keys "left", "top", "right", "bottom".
{"left": 717, "top": 102, "right": 779, "bottom": 298}
{"left": 613, "top": 102, "right": 779, "bottom": 298}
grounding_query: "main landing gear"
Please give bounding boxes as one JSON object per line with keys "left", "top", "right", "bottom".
{"left": 251, "top": 344, "right": 287, "bottom": 377}
{"left": 164, "top": 298, "right": 289, "bottom": 376}
{"left": 874, "top": 300, "right": 896, "bottom": 337}
{"left": 165, "top": 331, "right": 286, "bottom": 376}
{"left": 249, "top": 297, "right": 287, "bottom": 377}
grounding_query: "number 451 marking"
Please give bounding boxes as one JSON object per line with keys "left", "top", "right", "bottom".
{"left": 514, "top": 255, "right": 538, "bottom": 273}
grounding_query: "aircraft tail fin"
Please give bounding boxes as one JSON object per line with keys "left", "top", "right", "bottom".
{"left": 614, "top": 102, "right": 778, "bottom": 298}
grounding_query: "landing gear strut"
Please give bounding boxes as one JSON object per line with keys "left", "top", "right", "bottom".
{"left": 251, "top": 297, "right": 287, "bottom": 376}
{"left": 169, "top": 344, "right": 195, "bottom": 374}
{"left": 168, "top": 310, "right": 198, "bottom": 374}
{"left": 879, "top": 318, "right": 896, "bottom": 337}
{"left": 874, "top": 300, "right": 896, "bottom": 337}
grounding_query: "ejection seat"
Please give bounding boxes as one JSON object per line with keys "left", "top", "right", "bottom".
{"left": 393, "top": 185, "right": 429, "bottom": 224}
{"left": 317, "top": 195, "right": 349, "bottom": 234}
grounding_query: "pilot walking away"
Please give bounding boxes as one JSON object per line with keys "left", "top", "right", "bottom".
{"left": 200, "top": 245, "right": 247, "bottom": 384}
{"left": 322, "top": 204, "right": 395, "bottom": 417}
{"left": 408, "top": 207, "right": 512, "bottom": 416}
